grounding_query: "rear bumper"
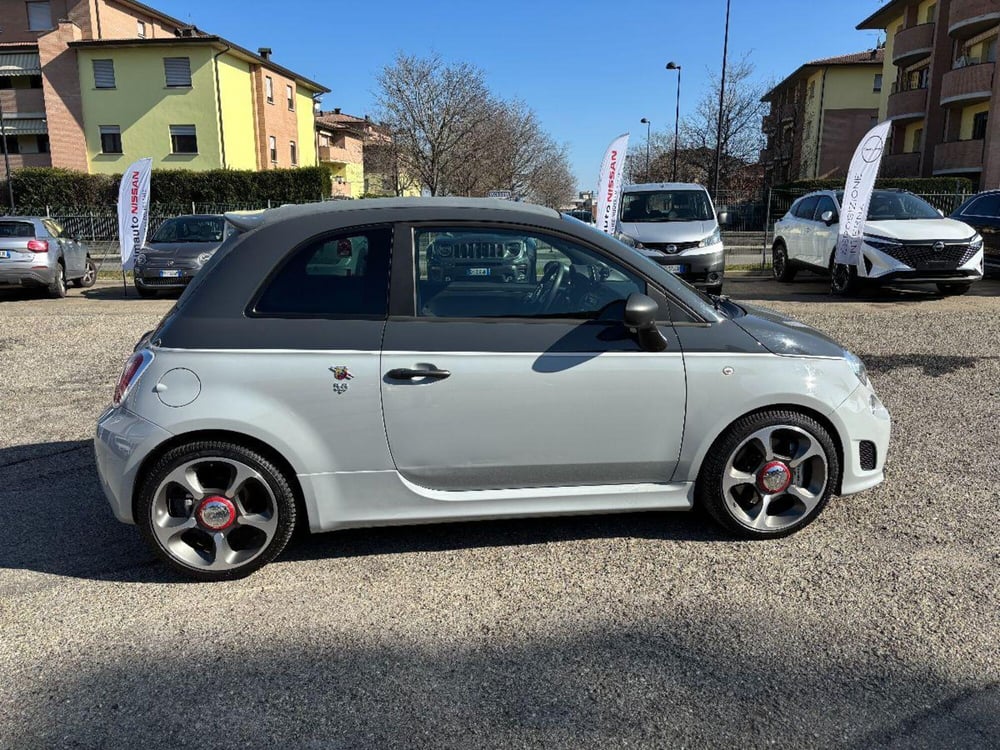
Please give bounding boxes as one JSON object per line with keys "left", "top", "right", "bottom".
{"left": 0, "top": 265, "right": 58, "bottom": 287}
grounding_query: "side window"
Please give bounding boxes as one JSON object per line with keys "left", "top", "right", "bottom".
{"left": 415, "top": 227, "right": 645, "bottom": 320}
{"left": 813, "top": 196, "right": 838, "bottom": 222}
{"left": 961, "top": 194, "right": 1000, "bottom": 218}
{"left": 254, "top": 226, "right": 392, "bottom": 317}
{"left": 794, "top": 196, "right": 820, "bottom": 220}
{"left": 42, "top": 219, "right": 62, "bottom": 237}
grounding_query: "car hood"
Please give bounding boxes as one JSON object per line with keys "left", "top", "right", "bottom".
{"left": 862, "top": 217, "right": 976, "bottom": 241}
{"left": 618, "top": 220, "right": 715, "bottom": 243}
{"left": 731, "top": 303, "right": 845, "bottom": 358}
{"left": 144, "top": 241, "right": 221, "bottom": 257}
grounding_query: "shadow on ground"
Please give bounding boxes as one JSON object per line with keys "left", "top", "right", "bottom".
{"left": 0, "top": 440, "right": 720, "bottom": 584}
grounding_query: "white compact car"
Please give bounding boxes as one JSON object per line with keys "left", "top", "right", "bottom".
{"left": 772, "top": 190, "right": 984, "bottom": 296}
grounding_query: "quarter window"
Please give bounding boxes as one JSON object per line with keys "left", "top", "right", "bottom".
{"left": 164, "top": 57, "right": 192, "bottom": 87}
{"left": 169, "top": 124, "right": 197, "bottom": 154}
{"left": 99, "top": 125, "right": 123, "bottom": 154}
{"left": 415, "top": 227, "right": 644, "bottom": 320}
{"left": 253, "top": 227, "right": 392, "bottom": 317}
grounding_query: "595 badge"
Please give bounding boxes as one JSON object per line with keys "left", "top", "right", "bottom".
{"left": 330, "top": 366, "right": 354, "bottom": 394}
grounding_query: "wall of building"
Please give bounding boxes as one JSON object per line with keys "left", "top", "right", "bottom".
{"left": 95, "top": 0, "right": 178, "bottom": 39}
{"left": 216, "top": 54, "right": 257, "bottom": 170}
{"left": 295, "top": 86, "right": 317, "bottom": 167}
{"left": 877, "top": 13, "right": 906, "bottom": 120}
{"left": 77, "top": 44, "right": 223, "bottom": 173}
{"left": 38, "top": 22, "right": 89, "bottom": 172}
{"left": 958, "top": 101, "right": 990, "bottom": 140}
{"left": 251, "top": 65, "right": 303, "bottom": 169}
{"left": 823, "top": 66, "right": 883, "bottom": 109}
{"left": 903, "top": 119, "right": 926, "bottom": 151}
{"left": 819, "top": 108, "right": 880, "bottom": 176}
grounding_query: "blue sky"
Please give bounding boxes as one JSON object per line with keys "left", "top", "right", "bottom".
{"left": 153, "top": 0, "right": 888, "bottom": 193}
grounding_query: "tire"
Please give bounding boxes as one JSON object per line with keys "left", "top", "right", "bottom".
{"left": 772, "top": 242, "right": 797, "bottom": 282}
{"left": 47, "top": 262, "right": 67, "bottom": 298}
{"left": 705, "top": 283, "right": 724, "bottom": 296}
{"left": 73, "top": 257, "right": 97, "bottom": 288}
{"left": 830, "top": 262, "right": 861, "bottom": 297}
{"left": 696, "top": 409, "right": 840, "bottom": 539}
{"left": 135, "top": 441, "right": 298, "bottom": 581}
{"left": 135, "top": 284, "right": 158, "bottom": 299}
{"left": 936, "top": 282, "right": 971, "bottom": 296}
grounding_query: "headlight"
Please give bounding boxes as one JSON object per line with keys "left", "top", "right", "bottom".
{"left": 615, "top": 232, "right": 644, "bottom": 249}
{"left": 844, "top": 350, "right": 868, "bottom": 386}
{"left": 698, "top": 228, "right": 722, "bottom": 248}
{"left": 970, "top": 235, "right": 983, "bottom": 252}
{"left": 136, "top": 253, "right": 147, "bottom": 265}
{"left": 197, "top": 252, "right": 213, "bottom": 265}
{"left": 863, "top": 234, "right": 901, "bottom": 253}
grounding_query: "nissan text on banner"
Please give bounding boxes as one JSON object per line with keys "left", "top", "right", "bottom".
{"left": 117, "top": 158, "right": 152, "bottom": 272}
{"left": 835, "top": 121, "right": 891, "bottom": 266}
{"left": 596, "top": 133, "right": 629, "bottom": 235}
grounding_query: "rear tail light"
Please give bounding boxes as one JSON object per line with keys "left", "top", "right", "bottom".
{"left": 27, "top": 240, "right": 49, "bottom": 253}
{"left": 113, "top": 349, "right": 154, "bottom": 407}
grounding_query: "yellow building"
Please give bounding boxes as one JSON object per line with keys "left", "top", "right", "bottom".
{"left": 71, "top": 36, "right": 328, "bottom": 174}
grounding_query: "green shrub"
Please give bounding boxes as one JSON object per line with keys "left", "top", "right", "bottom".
{"left": 777, "top": 177, "right": 975, "bottom": 194}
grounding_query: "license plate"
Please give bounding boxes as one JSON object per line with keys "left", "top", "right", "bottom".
{"left": 466, "top": 268, "right": 490, "bottom": 276}
{"left": 159, "top": 270, "right": 182, "bottom": 278}
{"left": 0, "top": 251, "right": 9, "bottom": 259}
{"left": 663, "top": 264, "right": 686, "bottom": 273}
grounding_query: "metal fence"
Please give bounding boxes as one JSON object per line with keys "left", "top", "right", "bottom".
{"left": 715, "top": 190, "right": 973, "bottom": 270}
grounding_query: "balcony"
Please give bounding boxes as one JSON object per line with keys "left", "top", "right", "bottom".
{"left": 318, "top": 144, "right": 354, "bottom": 164}
{"left": 948, "top": 0, "right": 1000, "bottom": 39}
{"left": 940, "top": 62, "right": 995, "bottom": 106}
{"left": 893, "top": 23, "right": 935, "bottom": 67}
{"left": 933, "top": 139, "right": 985, "bottom": 174}
{"left": 881, "top": 152, "right": 922, "bottom": 178}
{"left": 0, "top": 87, "right": 46, "bottom": 114}
{"left": 887, "top": 86, "right": 928, "bottom": 121}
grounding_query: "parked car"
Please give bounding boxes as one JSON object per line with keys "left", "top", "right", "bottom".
{"left": 772, "top": 189, "right": 984, "bottom": 296}
{"left": 133, "top": 215, "right": 232, "bottom": 298}
{"left": 425, "top": 231, "right": 538, "bottom": 284}
{"left": 96, "top": 198, "right": 890, "bottom": 580}
{"left": 0, "top": 217, "right": 96, "bottom": 297}
{"left": 615, "top": 183, "right": 727, "bottom": 295}
{"left": 950, "top": 190, "right": 1000, "bottom": 277}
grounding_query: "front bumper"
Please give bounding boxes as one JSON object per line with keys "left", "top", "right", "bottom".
{"left": 861, "top": 245, "right": 984, "bottom": 285}
{"left": 95, "top": 406, "right": 174, "bottom": 524}
{"left": 134, "top": 266, "right": 199, "bottom": 290}
{"left": 649, "top": 243, "right": 725, "bottom": 287}
{"left": 829, "top": 382, "right": 891, "bottom": 496}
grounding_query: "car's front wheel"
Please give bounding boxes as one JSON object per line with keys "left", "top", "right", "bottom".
{"left": 936, "top": 282, "right": 971, "bottom": 296}
{"left": 830, "top": 262, "right": 861, "bottom": 297}
{"left": 696, "top": 410, "right": 839, "bottom": 538}
{"left": 772, "top": 242, "right": 796, "bottom": 282}
{"left": 135, "top": 441, "right": 298, "bottom": 581}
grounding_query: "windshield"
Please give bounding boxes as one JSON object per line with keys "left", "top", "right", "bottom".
{"left": 620, "top": 190, "right": 714, "bottom": 223}
{"left": 836, "top": 190, "right": 941, "bottom": 221}
{"left": 151, "top": 216, "right": 225, "bottom": 243}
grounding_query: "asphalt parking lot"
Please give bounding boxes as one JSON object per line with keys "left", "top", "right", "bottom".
{"left": 2, "top": 275, "right": 999, "bottom": 748}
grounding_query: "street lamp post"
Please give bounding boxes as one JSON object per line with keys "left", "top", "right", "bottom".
{"left": 0, "top": 98, "right": 14, "bottom": 212}
{"left": 713, "top": 0, "right": 732, "bottom": 199}
{"left": 639, "top": 117, "right": 651, "bottom": 181}
{"left": 665, "top": 62, "right": 681, "bottom": 182}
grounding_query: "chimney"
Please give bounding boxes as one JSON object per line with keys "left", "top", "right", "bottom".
{"left": 334, "top": 107, "right": 341, "bottom": 115}
{"left": 258, "top": 47, "right": 272, "bottom": 60}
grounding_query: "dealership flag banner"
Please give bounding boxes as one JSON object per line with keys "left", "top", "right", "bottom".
{"left": 117, "top": 158, "right": 152, "bottom": 273}
{"left": 835, "top": 121, "right": 891, "bottom": 265}
{"left": 595, "top": 133, "right": 629, "bottom": 235}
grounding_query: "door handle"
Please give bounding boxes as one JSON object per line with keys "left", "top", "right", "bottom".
{"left": 386, "top": 368, "right": 451, "bottom": 381}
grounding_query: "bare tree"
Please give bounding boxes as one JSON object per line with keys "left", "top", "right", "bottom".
{"left": 375, "top": 53, "right": 499, "bottom": 196}
{"left": 680, "top": 54, "right": 767, "bottom": 192}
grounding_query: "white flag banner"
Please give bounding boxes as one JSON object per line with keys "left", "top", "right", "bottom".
{"left": 835, "top": 121, "right": 891, "bottom": 265}
{"left": 595, "top": 133, "right": 629, "bottom": 235}
{"left": 117, "top": 158, "right": 152, "bottom": 271}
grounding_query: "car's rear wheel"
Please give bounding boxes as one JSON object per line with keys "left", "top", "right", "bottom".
{"left": 936, "top": 282, "right": 971, "bottom": 296}
{"left": 696, "top": 410, "right": 839, "bottom": 539}
{"left": 73, "top": 257, "right": 97, "bottom": 288}
{"left": 48, "top": 262, "right": 67, "bottom": 298}
{"left": 772, "top": 242, "right": 796, "bottom": 282}
{"left": 135, "top": 441, "right": 298, "bottom": 581}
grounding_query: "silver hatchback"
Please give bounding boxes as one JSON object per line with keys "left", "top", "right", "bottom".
{"left": 96, "top": 199, "right": 891, "bottom": 580}
{"left": 0, "top": 217, "right": 96, "bottom": 297}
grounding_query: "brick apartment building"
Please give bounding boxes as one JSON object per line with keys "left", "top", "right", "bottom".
{"left": 761, "top": 49, "right": 885, "bottom": 186}
{"left": 0, "top": 0, "right": 327, "bottom": 174}
{"left": 859, "top": 0, "right": 999, "bottom": 187}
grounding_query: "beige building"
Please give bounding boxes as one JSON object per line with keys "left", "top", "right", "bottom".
{"left": 762, "top": 50, "right": 885, "bottom": 185}
{"left": 859, "top": 0, "right": 999, "bottom": 187}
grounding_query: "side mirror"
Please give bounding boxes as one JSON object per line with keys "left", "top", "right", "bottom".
{"left": 623, "top": 292, "right": 668, "bottom": 352}
{"left": 717, "top": 211, "right": 729, "bottom": 226}
{"left": 820, "top": 210, "right": 837, "bottom": 225}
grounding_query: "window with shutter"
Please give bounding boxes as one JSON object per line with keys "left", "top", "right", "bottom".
{"left": 93, "top": 60, "right": 116, "bottom": 89}
{"left": 26, "top": 1, "right": 52, "bottom": 31}
{"left": 170, "top": 125, "right": 198, "bottom": 154}
{"left": 164, "top": 57, "right": 192, "bottom": 87}
{"left": 266, "top": 76, "right": 274, "bottom": 104}
{"left": 290, "top": 141, "right": 297, "bottom": 165}
{"left": 286, "top": 85, "right": 294, "bottom": 110}
{"left": 269, "top": 136, "right": 277, "bottom": 163}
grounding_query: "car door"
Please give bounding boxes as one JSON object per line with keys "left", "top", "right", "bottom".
{"left": 380, "top": 223, "right": 687, "bottom": 492}
{"left": 43, "top": 219, "right": 83, "bottom": 277}
{"left": 784, "top": 196, "right": 818, "bottom": 264}
{"left": 957, "top": 193, "right": 1000, "bottom": 268}
{"left": 811, "top": 195, "right": 839, "bottom": 268}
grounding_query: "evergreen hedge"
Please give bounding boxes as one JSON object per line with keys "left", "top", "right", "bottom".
{"left": 3, "top": 166, "right": 330, "bottom": 209}
{"left": 777, "top": 176, "right": 975, "bottom": 194}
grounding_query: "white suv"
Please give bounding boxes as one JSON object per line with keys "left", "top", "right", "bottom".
{"left": 772, "top": 190, "right": 984, "bottom": 296}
